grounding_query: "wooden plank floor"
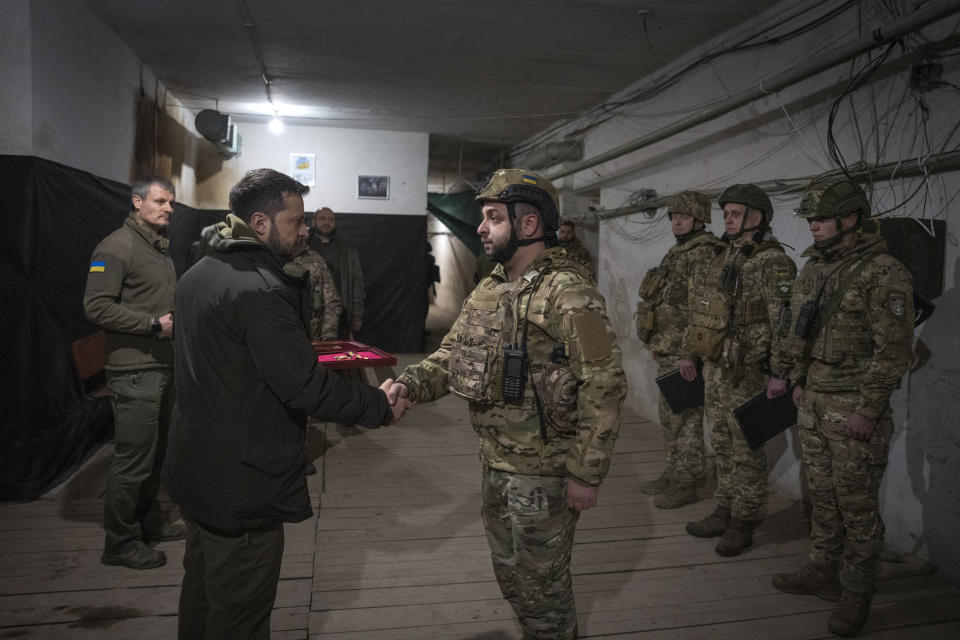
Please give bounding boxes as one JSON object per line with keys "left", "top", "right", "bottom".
{"left": 2, "top": 353, "right": 958, "bottom": 638}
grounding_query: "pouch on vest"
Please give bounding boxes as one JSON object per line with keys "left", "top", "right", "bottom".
{"left": 530, "top": 361, "right": 579, "bottom": 434}
{"left": 640, "top": 268, "right": 667, "bottom": 300}
{"left": 448, "top": 343, "right": 494, "bottom": 402}
{"left": 819, "top": 293, "right": 872, "bottom": 363}
{"left": 688, "top": 289, "right": 731, "bottom": 360}
{"left": 635, "top": 299, "right": 656, "bottom": 342}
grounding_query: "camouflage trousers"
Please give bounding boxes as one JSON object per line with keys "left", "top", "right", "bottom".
{"left": 704, "top": 363, "right": 767, "bottom": 521}
{"left": 798, "top": 389, "right": 892, "bottom": 595}
{"left": 481, "top": 468, "right": 579, "bottom": 640}
{"left": 656, "top": 355, "right": 705, "bottom": 485}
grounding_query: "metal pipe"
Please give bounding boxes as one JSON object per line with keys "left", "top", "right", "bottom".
{"left": 546, "top": 0, "right": 960, "bottom": 181}
{"left": 563, "top": 150, "right": 960, "bottom": 223}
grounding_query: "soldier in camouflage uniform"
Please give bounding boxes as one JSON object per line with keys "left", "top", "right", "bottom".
{"left": 679, "top": 184, "right": 797, "bottom": 557}
{"left": 635, "top": 191, "right": 722, "bottom": 509}
{"left": 284, "top": 248, "right": 342, "bottom": 340}
{"left": 557, "top": 220, "right": 595, "bottom": 280}
{"left": 767, "top": 179, "right": 914, "bottom": 637}
{"left": 393, "top": 169, "right": 626, "bottom": 640}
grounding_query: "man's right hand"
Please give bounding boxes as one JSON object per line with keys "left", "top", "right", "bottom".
{"left": 766, "top": 376, "right": 787, "bottom": 399}
{"left": 158, "top": 313, "right": 174, "bottom": 338}
{"left": 677, "top": 359, "right": 698, "bottom": 382}
{"left": 379, "top": 379, "right": 411, "bottom": 425}
{"left": 792, "top": 384, "right": 803, "bottom": 408}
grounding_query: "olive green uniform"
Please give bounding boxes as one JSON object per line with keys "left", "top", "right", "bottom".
{"left": 398, "top": 247, "right": 626, "bottom": 640}
{"left": 636, "top": 230, "right": 722, "bottom": 485}
{"left": 684, "top": 231, "right": 796, "bottom": 521}
{"left": 285, "top": 248, "right": 342, "bottom": 340}
{"left": 771, "top": 233, "right": 913, "bottom": 594}
{"left": 83, "top": 212, "right": 176, "bottom": 555}
{"left": 558, "top": 236, "right": 595, "bottom": 280}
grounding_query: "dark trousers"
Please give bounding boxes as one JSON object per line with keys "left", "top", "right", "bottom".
{"left": 178, "top": 518, "right": 284, "bottom": 640}
{"left": 103, "top": 368, "right": 174, "bottom": 553}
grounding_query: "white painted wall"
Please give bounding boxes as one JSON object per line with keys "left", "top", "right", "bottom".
{"left": 0, "top": 0, "right": 33, "bottom": 155}
{"left": 195, "top": 118, "right": 429, "bottom": 214}
{"left": 517, "top": 0, "right": 960, "bottom": 581}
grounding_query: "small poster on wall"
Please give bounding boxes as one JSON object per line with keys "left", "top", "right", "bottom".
{"left": 357, "top": 175, "right": 390, "bottom": 200}
{"left": 290, "top": 153, "right": 316, "bottom": 187}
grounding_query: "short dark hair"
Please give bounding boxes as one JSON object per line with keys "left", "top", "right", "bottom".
{"left": 229, "top": 168, "right": 310, "bottom": 223}
{"left": 132, "top": 175, "right": 175, "bottom": 201}
{"left": 560, "top": 220, "right": 574, "bottom": 229}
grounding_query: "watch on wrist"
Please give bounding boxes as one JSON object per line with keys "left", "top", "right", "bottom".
{"left": 150, "top": 317, "right": 162, "bottom": 334}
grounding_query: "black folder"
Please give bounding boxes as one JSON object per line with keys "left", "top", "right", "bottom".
{"left": 655, "top": 369, "right": 704, "bottom": 414}
{"left": 733, "top": 390, "right": 798, "bottom": 450}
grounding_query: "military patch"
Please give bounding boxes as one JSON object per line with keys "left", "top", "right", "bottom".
{"left": 775, "top": 267, "right": 792, "bottom": 297}
{"left": 888, "top": 292, "right": 905, "bottom": 317}
{"left": 572, "top": 310, "right": 613, "bottom": 361}
{"left": 797, "top": 276, "right": 813, "bottom": 295}
{"left": 89, "top": 260, "right": 106, "bottom": 273}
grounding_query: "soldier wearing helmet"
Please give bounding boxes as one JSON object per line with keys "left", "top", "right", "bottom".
{"left": 679, "top": 183, "right": 797, "bottom": 557}
{"left": 767, "top": 178, "right": 914, "bottom": 637}
{"left": 392, "top": 168, "right": 626, "bottom": 639}
{"left": 635, "top": 191, "right": 722, "bottom": 509}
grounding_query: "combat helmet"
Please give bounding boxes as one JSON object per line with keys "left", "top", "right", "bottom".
{"left": 476, "top": 169, "right": 560, "bottom": 231}
{"left": 797, "top": 178, "right": 870, "bottom": 219}
{"left": 719, "top": 183, "right": 774, "bottom": 222}
{"left": 797, "top": 178, "right": 870, "bottom": 249}
{"left": 667, "top": 191, "right": 712, "bottom": 225}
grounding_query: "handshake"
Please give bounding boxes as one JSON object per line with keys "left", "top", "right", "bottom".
{"left": 379, "top": 378, "right": 411, "bottom": 425}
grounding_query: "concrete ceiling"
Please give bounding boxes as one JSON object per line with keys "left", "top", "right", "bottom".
{"left": 86, "top": 0, "right": 773, "bottom": 184}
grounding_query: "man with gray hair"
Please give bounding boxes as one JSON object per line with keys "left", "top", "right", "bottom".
{"left": 83, "top": 175, "right": 183, "bottom": 570}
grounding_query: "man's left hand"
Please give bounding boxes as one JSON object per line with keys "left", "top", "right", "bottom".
{"left": 845, "top": 412, "right": 877, "bottom": 441}
{"left": 566, "top": 479, "right": 599, "bottom": 511}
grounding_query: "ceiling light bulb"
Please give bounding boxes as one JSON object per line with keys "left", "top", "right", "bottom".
{"left": 268, "top": 117, "right": 284, "bottom": 134}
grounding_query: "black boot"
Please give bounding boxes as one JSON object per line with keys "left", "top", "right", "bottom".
{"left": 685, "top": 504, "right": 730, "bottom": 538}
{"left": 715, "top": 517, "right": 761, "bottom": 556}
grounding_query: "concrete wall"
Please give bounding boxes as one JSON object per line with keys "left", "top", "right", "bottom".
{"left": 517, "top": 0, "right": 960, "bottom": 581}
{"left": 194, "top": 119, "right": 429, "bottom": 214}
{"left": 0, "top": 0, "right": 151, "bottom": 183}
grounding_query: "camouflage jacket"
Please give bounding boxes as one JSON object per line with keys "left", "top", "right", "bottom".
{"left": 284, "top": 249, "right": 342, "bottom": 340}
{"left": 397, "top": 247, "right": 626, "bottom": 486}
{"left": 636, "top": 230, "right": 722, "bottom": 356}
{"left": 770, "top": 233, "right": 914, "bottom": 418}
{"left": 683, "top": 230, "right": 796, "bottom": 380}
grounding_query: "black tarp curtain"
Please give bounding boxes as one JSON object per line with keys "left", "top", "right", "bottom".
{"left": 0, "top": 155, "right": 425, "bottom": 500}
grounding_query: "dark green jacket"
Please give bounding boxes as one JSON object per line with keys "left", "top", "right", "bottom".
{"left": 83, "top": 212, "right": 175, "bottom": 371}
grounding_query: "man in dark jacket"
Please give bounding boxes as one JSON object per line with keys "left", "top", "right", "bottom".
{"left": 83, "top": 175, "right": 182, "bottom": 570}
{"left": 164, "top": 168, "right": 407, "bottom": 640}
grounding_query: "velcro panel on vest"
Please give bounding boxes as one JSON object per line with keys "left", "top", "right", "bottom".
{"left": 572, "top": 310, "right": 613, "bottom": 361}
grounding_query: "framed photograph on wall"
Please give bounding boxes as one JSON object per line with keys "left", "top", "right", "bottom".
{"left": 357, "top": 175, "right": 390, "bottom": 200}
{"left": 290, "top": 153, "right": 316, "bottom": 187}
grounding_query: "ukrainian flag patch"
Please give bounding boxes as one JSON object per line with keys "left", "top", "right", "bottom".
{"left": 522, "top": 175, "right": 538, "bottom": 185}
{"left": 89, "top": 261, "right": 106, "bottom": 273}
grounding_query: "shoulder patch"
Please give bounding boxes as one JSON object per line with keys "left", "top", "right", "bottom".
{"left": 775, "top": 267, "right": 792, "bottom": 297}
{"left": 89, "top": 261, "right": 106, "bottom": 273}
{"left": 572, "top": 310, "right": 614, "bottom": 361}
{"left": 887, "top": 292, "right": 905, "bottom": 317}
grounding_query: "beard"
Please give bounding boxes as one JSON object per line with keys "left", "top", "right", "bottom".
{"left": 266, "top": 225, "right": 305, "bottom": 257}
{"left": 488, "top": 231, "right": 520, "bottom": 265}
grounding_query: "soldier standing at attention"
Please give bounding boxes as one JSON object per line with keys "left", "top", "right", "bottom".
{"left": 390, "top": 169, "right": 626, "bottom": 639}
{"left": 83, "top": 175, "right": 184, "bottom": 569}
{"left": 767, "top": 179, "right": 914, "bottom": 637}
{"left": 557, "top": 220, "right": 595, "bottom": 279}
{"left": 679, "top": 184, "right": 796, "bottom": 557}
{"left": 285, "top": 248, "right": 341, "bottom": 340}
{"left": 635, "top": 191, "right": 722, "bottom": 509}
{"left": 307, "top": 207, "right": 365, "bottom": 339}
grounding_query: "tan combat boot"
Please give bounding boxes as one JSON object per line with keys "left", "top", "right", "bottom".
{"left": 827, "top": 589, "right": 872, "bottom": 636}
{"left": 773, "top": 564, "right": 841, "bottom": 601}
{"left": 685, "top": 504, "right": 730, "bottom": 538}
{"left": 654, "top": 482, "right": 697, "bottom": 509}
{"left": 714, "top": 517, "right": 761, "bottom": 556}
{"left": 638, "top": 473, "right": 671, "bottom": 496}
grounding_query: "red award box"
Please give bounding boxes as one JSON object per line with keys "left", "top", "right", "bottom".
{"left": 311, "top": 340, "right": 397, "bottom": 370}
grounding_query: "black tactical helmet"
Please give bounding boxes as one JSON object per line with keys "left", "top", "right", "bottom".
{"left": 475, "top": 169, "right": 560, "bottom": 231}
{"left": 718, "top": 183, "right": 774, "bottom": 222}
{"left": 797, "top": 178, "right": 871, "bottom": 219}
